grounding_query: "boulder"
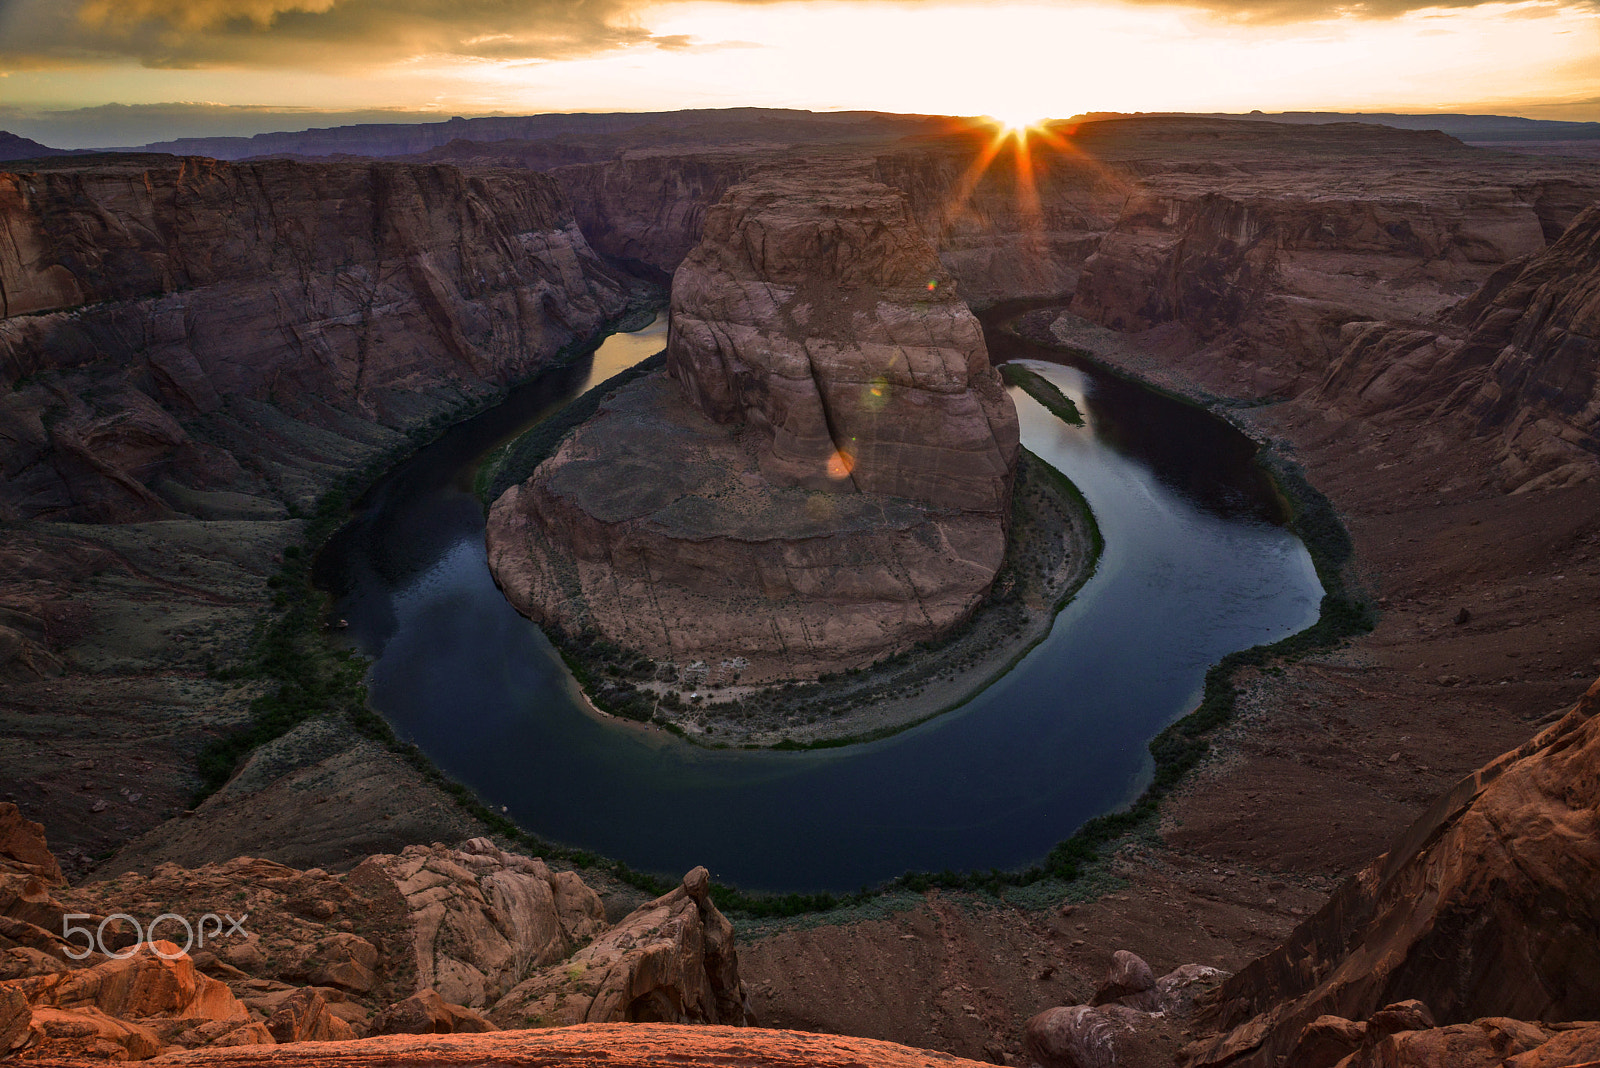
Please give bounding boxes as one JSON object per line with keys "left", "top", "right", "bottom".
{"left": 1504, "top": 1023, "right": 1600, "bottom": 1068}
{"left": 0, "top": 804, "right": 62, "bottom": 884}
{"left": 1332, "top": 1018, "right": 1558, "bottom": 1068}
{"left": 1368, "top": 999, "right": 1437, "bottom": 1038}
{"left": 1152, "top": 965, "right": 1230, "bottom": 1018}
{"left": 1289, "top": 1015, "right": 1368, "bottom": 1068}
{"left": 206, "top": 1022, "right": 276, "bottom": 1047}
{"left": 1092, "top": 951, "right": 1157, "bottom": 1010}
{"left": 5, "top": 940, "right": 245, "bottom": 1022}
{"left": 369, "top": 989, "right": 496, "bottom": 1035}
{"left": 489, "top": 866, "right": 747, "bottom": 1028}
{"left": 24, "top": 1005, "right": 162, "bottom": 1060}
{"left": 363, "top": 840, "right": 606, "bottom": 1008}
{"left": 263, "top": 988, "right": 355, "bottom": 1044}
{"left": 0, "top": 983, "right": 27, "bottom": 1053}
{"left": 1024, "top": 1004, "right": 1143, "bottom": 1068}
{"left": 298, "top": 934, "right": 380, "bottom": 994}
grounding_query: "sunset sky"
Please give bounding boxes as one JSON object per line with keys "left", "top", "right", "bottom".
{"left": 0, "top": 0, "right": 1596, "bottom": 147}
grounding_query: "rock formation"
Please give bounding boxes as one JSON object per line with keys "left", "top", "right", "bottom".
{"left": 487, "top": 172, "right": 1018, "bottom": 680}
{"left": 1317, "top": 201, "right": 1600, "bottom": 491}
{"left": 1180, "top": 677, "right": 1600, "bottom": 1068}
{"left": 0, "top": 809, "right": 746, "bottom": 1059}
{"left": 665, "top": 173, "right": 1017, "bottom": 511}
{"left": 125, "top": 1021, "right": 996, "bottom": 1067}
{"left": 1024, "top": 952, "right": 1230, "bottom": 1068}
{"left": 489, "top": 865, "right": 746, "bottom": 1028}
{"left": 363, "top": 839, "right": 607, "bottom": 1008}
{"left": 0, "top": 155, "right": 632, "bottom": 523}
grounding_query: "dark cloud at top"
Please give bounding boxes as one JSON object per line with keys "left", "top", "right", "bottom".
{"left": 0, "top": 0, "right": 652, "bottom": 71}
{"left": 0, "top": 0, "right": 1592, "bottom": 75}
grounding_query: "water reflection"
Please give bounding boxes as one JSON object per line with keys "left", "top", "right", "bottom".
{"left": 317, "top": 308, "right": 1321, "bottom": 892}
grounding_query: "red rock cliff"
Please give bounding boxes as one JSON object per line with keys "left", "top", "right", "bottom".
{"left": 0, "top": 155, "right": 631, "bottom": 522}
{"left": 1181, "top": 676, "right": 1600, "bottom": 1068}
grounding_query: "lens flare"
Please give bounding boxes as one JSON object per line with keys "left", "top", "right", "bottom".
{"left": 989, "top": 112, "right": 1046, "bottom": 137}
{"left": 826, "top": 448, "right": 856, "bottom": 480}
{"left": 863, "top": 376, "right": 890, "bottom": 411}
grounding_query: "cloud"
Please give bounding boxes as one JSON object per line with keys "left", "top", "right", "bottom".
{"left": 1235, "top": 0, "right": 1588, "bottom": 20}
{"left": 649, "top": 32, "right": 761, "bottom": 50}
{"left": 0, "top": 0, "right": 653, "bottom": 71}
{"left": 0, "top": 0, "right": 1594, "bottom": 76}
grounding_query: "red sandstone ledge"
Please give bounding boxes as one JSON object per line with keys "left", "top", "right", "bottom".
{"left": 136, "top": 1023, "right": 989, "bottom": 1067}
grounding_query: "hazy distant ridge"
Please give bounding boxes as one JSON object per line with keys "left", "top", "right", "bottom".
{"left": 122, "top": 109, "right": 939, "bottom": 161}
{"left": 1076, "top": 110, "right": 1600, "bottom": 142}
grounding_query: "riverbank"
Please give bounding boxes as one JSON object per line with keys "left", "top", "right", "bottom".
{"left": 608, "top": 446, "right": 1102, "bottom": 749}
{"left": 43, "top": 306, "right": 667, "bottom": 882}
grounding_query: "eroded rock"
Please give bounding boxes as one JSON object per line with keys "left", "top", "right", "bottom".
{"left": 264, "top": 988, "right": 355, "bottom": 1044}
{"left": 369, "top": 989, "right": 496, "bottom": 1035}
{"left": 1024, "top": 1004, "right": 1143, "bottom": 1068}
{"left": 489, "top": 866, "right": 747, "bottom": 1028}
{"left": 487, "top": 172, "right": 1018, "bottom": 681}
{"left": 365, "top": 838, "right": 606, "bottom": 1008}
{"left": 1183, "top": 678, "right": 1600, "bottom": 1068}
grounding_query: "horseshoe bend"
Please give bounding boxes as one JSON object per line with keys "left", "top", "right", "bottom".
{"left": 485, "top": 172, "right": 1029, "bottom": 711}
{"left": 2, "top": 106, "right": 1600, "bottom": 1068}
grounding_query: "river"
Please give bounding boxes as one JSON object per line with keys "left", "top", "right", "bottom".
{"left": 316, "top": 308, "right": 1322, "bottom": 892}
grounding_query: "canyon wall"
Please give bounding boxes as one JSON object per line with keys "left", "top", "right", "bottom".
{"left": 1317, "top": 201, "right": 1600, "bottom": 491}
{"left": 1069, "top": 175, "right": 1596, "bottom": 397}
{"left": 0, "top": 156, "right": 633, "bottom": 522}
{"left": 487, "top": 173, "right": 1018, "bottom": 681}
{"left": 553, "top": 135, "right": 1130, "bottom": 305}
{"left": 556, "top": 155, "right": 761, "bottom": 283}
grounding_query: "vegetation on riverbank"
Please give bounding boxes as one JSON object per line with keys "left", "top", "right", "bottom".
{"left": 524, "top": 445, "right": 1101, "bottom": 749}
{"left": 475, "top": 350, "right": 667, "bottom": 507}
{"left": 1001, "top": 362, "right": 1084, "bottom": 425}
{"left": 203, "top": 299, "right": 1371, "bottom": 924}
{"left": 193, "top": 311, "right": 664, "bottom": 801}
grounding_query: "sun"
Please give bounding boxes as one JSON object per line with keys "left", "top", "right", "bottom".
{"left": 988, "top": 111, "right": 1048, "bottom": 137}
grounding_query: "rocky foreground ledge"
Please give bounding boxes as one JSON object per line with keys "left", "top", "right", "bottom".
{"left": 487, "top": 171, "right": 1020, "bottom": 686}
{"left": 143, "top": 1023, "right": 994, "bottom": 1067}
{"left": 0, "top": 807, "right": 747, "bottom": 1060}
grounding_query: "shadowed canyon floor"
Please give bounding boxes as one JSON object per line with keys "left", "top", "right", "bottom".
{"left": 2, "top": 113, "right": 1599, "bottom": 1066}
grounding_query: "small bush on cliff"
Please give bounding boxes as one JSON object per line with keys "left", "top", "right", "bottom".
{"left": 1001, "top": 363, "right": 1084, "bottom": 426}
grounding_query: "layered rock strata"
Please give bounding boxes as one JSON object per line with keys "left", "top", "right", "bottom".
{"left": 0, "top": 155, "right": 631, "bottom": 523}
{"left": 1316, "top": 201, "right": 1600, "bottom": 491}
{"left": 146, "top": 1022, "right": 992, "bottom": 1067}
{"left": 488, "top": 174, "right": 1018, "bottom": 680}
{"left": 1180, "top": 677, "right": 1600, "bottom": 1068}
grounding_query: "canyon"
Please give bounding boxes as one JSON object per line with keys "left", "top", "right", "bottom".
{"left": 486, "top": 171, "right": 1021, "bottom": 687}
{"left": 2, "top": 111, "right": 1600, "bottom": 1067}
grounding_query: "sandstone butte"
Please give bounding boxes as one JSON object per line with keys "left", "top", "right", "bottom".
{"left": 486, "top": 171, "right": 1020, "bottom": 681}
